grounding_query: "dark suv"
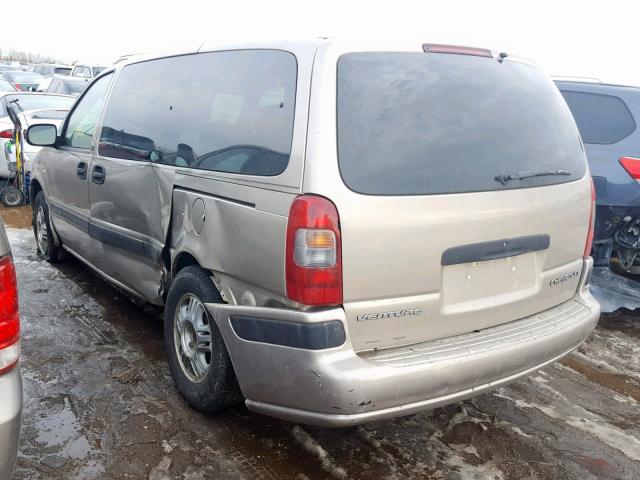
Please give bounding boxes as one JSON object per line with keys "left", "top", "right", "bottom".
{"left": 556, "top": 79, "right": 640, "bottom": 275}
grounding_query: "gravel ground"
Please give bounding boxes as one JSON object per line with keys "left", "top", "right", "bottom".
{"left": 2, "top": 205, "right": 639, "bottom": 480}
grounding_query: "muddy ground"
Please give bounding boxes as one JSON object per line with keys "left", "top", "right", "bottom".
{"left": 2, "top": 205, "right": 639, "bottom": 480}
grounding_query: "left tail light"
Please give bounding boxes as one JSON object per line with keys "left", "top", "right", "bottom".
{"left": 0, "top": 129, "right": 13, "bottom": 139}
{"left": 584, "top": 178, "right": 596, "bottom": 257}
{"left": 0, "top": 254, "right": 20, "bottom": 375}
{"left": 286, "top": 195, "right": 343, "bottom": 306}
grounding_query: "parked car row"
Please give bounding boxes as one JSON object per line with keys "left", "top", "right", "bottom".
{"left": 0, "top": 61, "right": 105, "bottom": 97}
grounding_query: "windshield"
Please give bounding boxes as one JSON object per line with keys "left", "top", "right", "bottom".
{"left": 337, "top": 52, "right": 586, "bottom": 195}
{"left": 0, "top": 80, "right": 16, "bottom": 91}
{"left": 55, "top": 67, "right": 72, "bottom": 75}
{"left": 0, "top": 94, "right": 74, "bottom": 118}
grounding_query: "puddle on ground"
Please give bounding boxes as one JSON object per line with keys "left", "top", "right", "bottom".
{"left": 0, "top": 205, "right": 32, "bottom": 229}
{"left": 35, "top": 394, "right": 91, "bottom": 459}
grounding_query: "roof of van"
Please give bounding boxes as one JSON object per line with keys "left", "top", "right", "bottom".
{"left": 107, "top": 38, "right": 540, "bottom": 73}
{"left": 554, "top": 76, "right": 640, "bottom": 90}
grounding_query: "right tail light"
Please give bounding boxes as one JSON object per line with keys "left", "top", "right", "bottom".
{"left": 584, "top": 178, "right": 596, "bottom": 257}
{"left": 0, "top": 254, "right": 20, "bottom": 375}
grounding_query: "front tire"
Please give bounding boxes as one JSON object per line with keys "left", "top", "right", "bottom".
{"left": 164, "top": 265, "right": 242, "bottom": 412}
{"left": 33, "top": 191, "right": 62, "bottom": 262}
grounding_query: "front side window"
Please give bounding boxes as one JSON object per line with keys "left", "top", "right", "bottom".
{"left": 560, "top": 90, "right": 636, "bottom": 144}
{"left": 63, "top": 73, "right": 113, "bottom": 149}
{"left": 98, "top": 50, "right": 297, "bottom": 175}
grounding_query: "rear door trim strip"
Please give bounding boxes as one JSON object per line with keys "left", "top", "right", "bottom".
{"left": 49, "top": 201, "right": 159, "bottom": 261}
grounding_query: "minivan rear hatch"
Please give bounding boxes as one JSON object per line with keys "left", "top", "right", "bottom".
{"left": 333, "top": 49, "right": 590, "bottom": 352}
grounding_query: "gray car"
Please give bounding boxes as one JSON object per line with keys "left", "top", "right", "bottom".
{"left": 0, "top": 218, "right": 22, "bottom": 479}
{"left": 555, "top": 79, "right": 640, "bottom": 275}
{"left": 32, "top": 64, "right": 72, "bottom": 78}
{"left": 26, "top": 40, "right": 600, "bottom": 427}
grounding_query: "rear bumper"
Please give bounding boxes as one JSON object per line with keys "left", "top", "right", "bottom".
{"left": 0, "top": 366, "right": 22, "bottom": 479}
{"left": 207, "top": 259, "right": 600, "bottom": 427}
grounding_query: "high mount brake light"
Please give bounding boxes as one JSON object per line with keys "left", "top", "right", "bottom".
{"left": 422, "top": 43, "right": 493, "bottom": 58}
{"left": 286, "top": 195, "right": 343, "bottom": 306}
{"left": 584, "top": 178, "right": 596, "bottom": 257}
{"left": 0, "top": 254, "right": 19, "bottom": 375}
{"left": 620, "top": 156, "right": 640, "bottom": 180}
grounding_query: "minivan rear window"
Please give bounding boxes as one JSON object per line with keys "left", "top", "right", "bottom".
{"left": 337, "top": 52, "right": 586, "bottom": 195}
{"left": 99, "top": 50, "right": 297, "bottom": 176}
{"left": 559, "top": 90, "right": 636, "bottom": 145}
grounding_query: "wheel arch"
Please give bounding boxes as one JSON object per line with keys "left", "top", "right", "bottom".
{"left": 29, "top": 178, "right": 43, "bottom": 205}
{"left": 172, "top": 251, "right": 201, "bottom": 279}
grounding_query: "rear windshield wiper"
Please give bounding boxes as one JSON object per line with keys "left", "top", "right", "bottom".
{"left": 494, "top": 169, "right": 571, "bottom": 186}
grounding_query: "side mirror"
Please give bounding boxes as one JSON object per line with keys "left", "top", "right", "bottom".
{"left": 26, "top": 124, "right": 57, "bottom": 147}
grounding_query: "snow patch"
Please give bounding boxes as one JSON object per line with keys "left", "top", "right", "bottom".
{"left": 290, "top": 426, "right": 348, "bottom": 480}
{"left": 495, "top": 388, "right": 640, "bottom": 461}
{"left": 445, "top": 454, "right": 505, "bottom": 480}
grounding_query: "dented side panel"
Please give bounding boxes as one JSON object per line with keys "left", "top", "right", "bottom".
{"left": 170, "top": 185, "right": 296, "bottom": 307}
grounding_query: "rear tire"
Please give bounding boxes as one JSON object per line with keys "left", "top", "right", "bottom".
{"left": 33, "top": 191, "right": 63, "bottom": 262}
{"left": 164, "top": 265, "right": 242, "bottom": 412}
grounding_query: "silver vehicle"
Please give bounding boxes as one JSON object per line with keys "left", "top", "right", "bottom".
{"left": 0, "top": 92, "right": 75, "bottom": 179}
{"left": 0, "top": 218, "right": 22, "bottom": 479}
{"left": 26, "top": 40, "right": 600, "bottom": 427}
{"left": 70, "top": 64, "right": 106, "bottom": 80}
{"left": 44, "top": 76, "right": 88, "bottom": 97}
{"left": 32, "top": 64, "right": 72, "bottom": 78}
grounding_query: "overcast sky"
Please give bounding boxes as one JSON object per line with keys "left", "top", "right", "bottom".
{"left": 1, "top": 0, "right": 637, "bottom": 85}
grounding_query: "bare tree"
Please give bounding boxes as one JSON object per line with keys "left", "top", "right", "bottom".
{"left": 0, "top": 48, "right": 66, "bottom": 64}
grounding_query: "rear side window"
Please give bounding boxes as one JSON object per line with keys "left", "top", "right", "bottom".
{"left": 560, "top": 90, "right": 636, "bottom": 144}
{"left": 98, "top": 50, "right": 297, "bottom": 176}
{"left": 337, "top": 52, "right": 586, "bottom": 195}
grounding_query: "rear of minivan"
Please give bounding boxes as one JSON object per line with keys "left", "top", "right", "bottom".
{"left": 211, "top": 41, "right": 600, "bottom": 426}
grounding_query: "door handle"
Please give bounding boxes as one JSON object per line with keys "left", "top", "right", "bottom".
{"left": 91, "top": 165, "right": 106, "bottom": 184}
{"left": 76, "top": 161, "right": 87, "bottom": 179}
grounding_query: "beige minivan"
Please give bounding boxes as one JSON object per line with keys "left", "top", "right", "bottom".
{"left": 26, "top": 39, "right": 600, "bottom": 427}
